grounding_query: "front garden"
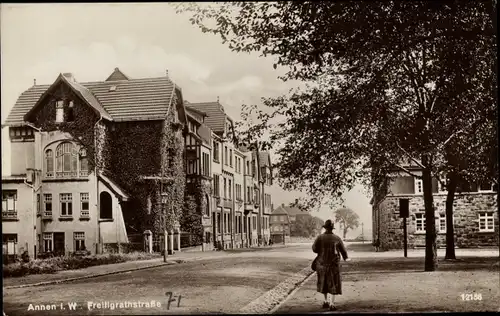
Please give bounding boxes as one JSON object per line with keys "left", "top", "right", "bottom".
{"left": 3, "top": 252, "right": 160, "bottom": 278}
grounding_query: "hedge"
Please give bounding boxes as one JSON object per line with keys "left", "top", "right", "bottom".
{"left": 3, "top": 252, "right": 160, "bottom": 278}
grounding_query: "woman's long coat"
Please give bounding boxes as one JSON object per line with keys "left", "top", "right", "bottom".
{"left": 312, "top": 232, "right": 348, "bottom": 295}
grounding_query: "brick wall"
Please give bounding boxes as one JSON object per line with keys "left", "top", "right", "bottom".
{"left": 375, "top": 192, "right": 498, "bottom": 250}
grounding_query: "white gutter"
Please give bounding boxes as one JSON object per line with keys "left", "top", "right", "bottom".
{"left": 94, "top": 115, "right": 103, "bottom": 254}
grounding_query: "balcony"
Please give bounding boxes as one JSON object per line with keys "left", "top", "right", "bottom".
{"left": 2, "top": 211, "right": 18, "bottom": 221}
{"left": 44, "top": 170, "right": 89, "bottom": 180}
{"left": 42, "top": 211, "right": 53, "bottom": 221}
{"left": 223, "top": 198, "right": 233, "bottom": 209}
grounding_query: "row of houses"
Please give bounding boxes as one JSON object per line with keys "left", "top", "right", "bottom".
{"left": 371, "top": 160, "right": 499, "bottom": 250}
{"left": 2, "top": 68, "right": 276, "bottom": 257}
{"left": 269, "top": 203, "right": 324, "bottom": 244}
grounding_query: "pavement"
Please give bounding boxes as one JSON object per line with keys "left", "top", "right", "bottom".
{"left": 274, "top": 243, "right": 500, "bottom": 314}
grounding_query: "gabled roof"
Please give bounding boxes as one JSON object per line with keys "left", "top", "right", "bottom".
{"left": 98, "top": 172, "right": 129, "bottom": 202}
{"left": 272, "top": 206, "right": 289, "bottom": 215}
{"left": 23, "top": 73, "right": 113, "bottom": 123}
{"left": 105, "top": 67, "right": 130, "bottom": 81}
{"left": 186, "top": 101, "right": 227, "bottom": 134}
{"left": 4, "top": 71, "right": 182, "bottom": 127}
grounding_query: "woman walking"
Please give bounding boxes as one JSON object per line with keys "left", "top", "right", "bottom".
{"left": 312, "top": 219, "right": 348, "bottom": 311}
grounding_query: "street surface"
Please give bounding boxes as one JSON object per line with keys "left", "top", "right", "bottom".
{"left": 3, "top": 242, "right": 499, "bottom": 315}
{"left": 3, "top": 245, "right": 314, "bottom": 315}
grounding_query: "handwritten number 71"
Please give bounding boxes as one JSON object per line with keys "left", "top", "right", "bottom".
{"left": 165, "top": 292, "right": 182, "bottom": 310}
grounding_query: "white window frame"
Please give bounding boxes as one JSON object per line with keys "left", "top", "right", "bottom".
{"left": 55, "top": 100, "right": 64, "bottom": 123}
{"left": 74, "top": 232, "right": 85, "bottom": 251}
{"left": 438, "top": 213, "right": 447, "bottom": 233}
{"left": 414, "top": 178, "right": 423, "bottom": 195}
{"left": 478, "top": 182, "right": 495, "bottom": 193}
{"left": 478, "top": 212, "right": 494, "bottom": 232}
{"left": 43, "top": 194, "right": 53, "bottom": 217}
{"left": 80, "top": 193, "right": 90, "bottom": 217}
{"left": 43, "top": 233, "right": 53, "bottom": 252}
{"left": 415, "top": 213, "right": 426, "bottom": 232}
{"left": 2, "top": 190, "right": 17, "bottom": 216}
{"left": 60, "top": 193, "right": 73, "bottom": 217}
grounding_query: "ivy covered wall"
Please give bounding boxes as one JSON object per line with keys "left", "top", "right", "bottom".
{"left": 182, "top": 178, "right": 212, "bottom": 245}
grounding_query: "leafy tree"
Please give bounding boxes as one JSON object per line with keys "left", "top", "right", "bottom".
{"left": 177, "top": 1, "right": 497, "bottom": 271}
{"left": 334, "top": 208, "right": 360, "bottom": 239}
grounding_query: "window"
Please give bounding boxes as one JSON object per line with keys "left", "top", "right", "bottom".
{"left": 235, "top": 184, "right": 242, "bottom": 201}
{"left": 414, "top": 178, "right": 423, "bottom": 194}
{"left": 56, "top": 142, "right": 78, "bottom": 177}
{"left": 228, "top": 180, "right": 232, "bottom": 200}
{"left": 44, "top": 194, "right": 52, "bottom": 216}
{"left": 43, "top": 233, "right": 53, "bottom": 252}
{"left": 438, "top": 213, "right": 446, "bottom": 233}
{"left": 100, "top": 192, "right": 113, "bottom": 219}
{"left": 74, "top": 232, "right": 85, "bottom": 251}
{"left": 2, "top": 190, "right": 17, "bottom": 217}
{"left": 415, "top": 213, "right": 426, "bottom": 232}
{"left": 45, "top": 149, "right": 54, "bottom": 177}
{"left": 187, "top": 159, "right": 196, "bottom": 175}
{"left": 438, "top": 175, "right": 447, "bottom": 193}
{"left": 67, "top": 101, "right": 75, "bottom": 122}
{"left": 478, "top": 212, "right": 494, "bottom": 232}
{"left": 223, "top": 178, "right": 227, "bottom": 198}
{"left": 56, "top": 100, "right": 64, "bottom": 123}
{"left": 247, "top": 186, "right": 252, "bottom": 203}
{"left": 37, "top": 194, "right": 41, "bottom": 214}
{"left": 213, "top": 142, "right": 220, "bottom": 162}
{"left": 217, "top": 213, "right": 221, "bottom": 234}
{"left": 81, "top": 193, "right": 89, "bottom": 217}
{"left": 230, "top": 149, "right": 233, "bottom": 167}
{"left": 246, "top": 161, "right": 250, "bottom": 175}
{"left": 253, "top": 216, "right": 257, "bottom": 229}
{"left": 478, "top": 182, "right": 494, "bottom": 192}
{"left": 213, "top": 175, "right": 220, "bottom": 197}
{"left": 60, "top": 193, "right": 73, "bottom": 217}
{"left": 224, "top": 146, "right": 228, "bottom": 165}
{"left": 79, "top": 148, "right": 88, "bottom": 176}
{"left": 202, "top": 152, "right": 210, "bottom": 177}
{"left": 205, "top": 195, "right": 210, "bottom": 216}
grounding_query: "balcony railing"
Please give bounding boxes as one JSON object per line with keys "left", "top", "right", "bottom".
{"left": 44, "top": 170, "right": 89, "bottom": 179}
{"left": 2, "top": 211, "right": 18, "bottom": 219}
{"left": 80, "top": 211, "right": 90, "bottom": 218}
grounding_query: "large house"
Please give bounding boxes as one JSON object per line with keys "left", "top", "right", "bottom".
{"left": 270, "top": 206, "right": 291, "bottom": 244}
{"left": 2, "top": 69, "right": 277, "bottom": 258}
{"left": 2, "top": 69, "right": 188, "bottom": 257}
{"left": 371, "top": 161, "right": 498, "bottom": 250}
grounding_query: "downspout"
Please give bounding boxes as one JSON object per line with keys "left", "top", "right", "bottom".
{"left": 94, "top": 115, "right": 103, "bottom": 254}
{"left": 25, "top": 122, "right": 42, "bottom": 258}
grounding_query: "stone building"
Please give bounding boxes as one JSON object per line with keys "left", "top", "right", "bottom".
{"left": 371, "top": 165, "right": 498, "bottom": 250}
{"left": 2, "top": 69, "right": 186, "bottom": 256}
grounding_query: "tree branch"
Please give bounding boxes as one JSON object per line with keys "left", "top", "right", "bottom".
{"left": 395, "top": 164, "right": 422, "bottom": 179}
{"left": 396, "top": 143, "right": 426, "bottom": 169}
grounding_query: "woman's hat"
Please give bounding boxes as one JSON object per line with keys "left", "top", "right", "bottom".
{"left": 323, "top": 219, "right": 334, "bottom": 230}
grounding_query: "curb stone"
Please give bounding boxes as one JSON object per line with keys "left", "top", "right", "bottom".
{"left": 239, "top": 266, "right": 314, "bottom": 314}
{"left": 3, "top": 254, "right": 228, "bottom": 290}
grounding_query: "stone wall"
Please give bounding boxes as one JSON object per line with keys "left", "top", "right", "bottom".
{"left": 375, "top": 192, "right": 498, "bottom": 250}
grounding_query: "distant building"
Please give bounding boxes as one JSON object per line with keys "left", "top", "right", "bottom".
{"left": 270, "top": 206, "right": 291, "bottom": 244}
{"left": 371, "top": 161, "right": 498, "bottom": 250}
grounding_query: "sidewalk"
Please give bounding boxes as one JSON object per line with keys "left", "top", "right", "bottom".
{"left": 3, "top": 249, "right": 238, "bottom": 289}
{"left": 275, "top": 255, "right": 500, "bottom": 313}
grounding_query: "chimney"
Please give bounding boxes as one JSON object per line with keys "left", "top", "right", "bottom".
{"left": 281, "top": 203, "right": 285, "bottom": 208}
{"left": 63, "top": 73, "right": 76, "bottom": 82}
{"left": 166, "top": 69, "right": 169, "bottom": 78}
{"left": 33, "top": 78, "right": 37, "bottom": 86}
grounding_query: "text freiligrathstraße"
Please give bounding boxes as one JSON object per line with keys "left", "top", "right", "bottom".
{"left": 87, "top": 301, "right": 162, "bottom": 310}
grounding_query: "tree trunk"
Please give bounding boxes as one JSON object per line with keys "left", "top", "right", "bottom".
{"left": 343, "top": 228, "right": 347, "bottom": 239}
{"left": 422, "top": 158, "right": 438, "bottom": 271}
{"left": 444, "top": 171, "right": 458, "bottom": 260}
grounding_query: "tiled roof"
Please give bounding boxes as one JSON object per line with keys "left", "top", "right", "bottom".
{"left": 186, "top": 102, "right": 226, "bottom": 134}
{"left": 105, "top": 67, "right": 130, "bottom": 81}
{"left": 284, "top": 206, "right": 309, "bottom": 216}
{"left": 272, "top": 206, "right": 289, "bottom": 215}
{"left": 4, "top": 72, "right": 179, "bottom": 126}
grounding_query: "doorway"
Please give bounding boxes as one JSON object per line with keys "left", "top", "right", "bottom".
{"left": 54, "top": 232, "right": 65, "bottom": 256}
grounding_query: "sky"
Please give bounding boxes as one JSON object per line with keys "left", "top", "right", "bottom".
{"left": 1, "top": 3, "right": 372, "bottom": 239}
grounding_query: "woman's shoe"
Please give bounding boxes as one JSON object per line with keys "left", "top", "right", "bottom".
{"left": 329, "top": 305, "right": 337, "bottom": 311}
{"left": 322, "top": 302, "right": 329, "bottom": 308}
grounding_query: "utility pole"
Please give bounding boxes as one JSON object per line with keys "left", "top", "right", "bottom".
{"left": 361, "top": 222, "right": 364, "bottom": 244}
